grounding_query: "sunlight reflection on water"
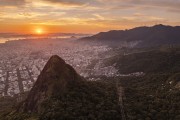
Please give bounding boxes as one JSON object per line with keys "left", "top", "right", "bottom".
{"left": 0, "top": 39, "right": 6, "bottom": 43}
{"left": 0, "top": 36, "right": 71, "bottom": 43}
{"left": 0, "top": 37, "right": 28, "bottom": 43}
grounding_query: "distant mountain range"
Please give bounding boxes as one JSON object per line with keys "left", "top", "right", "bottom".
{"left": 80, "top": 24, "right": 180, "bottom": 48}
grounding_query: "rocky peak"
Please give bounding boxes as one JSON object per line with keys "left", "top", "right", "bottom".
{"left": 19, "top": 55, "right": 82, "bottom": 113}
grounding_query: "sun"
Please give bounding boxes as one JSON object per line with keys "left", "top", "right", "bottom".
{"left": 35, "top": 28, "right": 43, "bottom": 35}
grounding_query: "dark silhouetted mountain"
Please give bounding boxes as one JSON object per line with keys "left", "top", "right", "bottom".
{"left": 80, "top": 24, "right": 180, "bottom": 48}
{"left": 19, "top": 55, "right": 83, "bottom": 113}
{"left": 2, "top": 55, "right": 120, "bottom": 120}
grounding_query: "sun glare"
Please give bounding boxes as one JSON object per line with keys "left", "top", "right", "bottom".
{"left": 35, "top": 28, "right": 43, "bottom": 35}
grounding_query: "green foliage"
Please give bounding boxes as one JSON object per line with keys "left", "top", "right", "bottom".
{"left": 1, "top": 80, "right": 121, "bottom": 120}
{"left": 120, "top": 74, "right": 180, "bottom": 120}
{"left": 0, "top": 96, "right": 17, "bottom": 119}
{"left": 105, "top": 48, "right": 180, "bottom": 74}
{"left": 39, "top": 80, "right": 121, "bottom": 120}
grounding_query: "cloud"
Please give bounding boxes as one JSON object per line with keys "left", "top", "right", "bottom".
{"left": 0, "top": 0, "right": 179, "bottom": 33}
{"left": 121, "top": 15, "right": 166, "bottom": 23}
{"left": 133, "top": 13, "right": 145, "bottom": 17}
{"left": 98, "top": 0, "right": 180, "bottom": 13}
{"left": 40, "top": 0, "right": 89, "bottom": 7}
{"left": 0, "top": 0, "right": 26, "bottom": 7}
{"left": 132, "top": 0, "right": 180, "bottom": 11}
{"left": 19, "top": 13, "right": 32, "bottom": 17}
{"left": 0, "top": 0, "right": 90, "bottom": 8}
{"left": 93, "top": 14, "right": 105, "bottom": 20}
{"left": 0, "top": 12, "right": 4, "bottom": 15}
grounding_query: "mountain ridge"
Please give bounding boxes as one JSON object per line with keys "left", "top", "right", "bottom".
{"left": 80, "top": 24, "right": 180, "bottom": 48}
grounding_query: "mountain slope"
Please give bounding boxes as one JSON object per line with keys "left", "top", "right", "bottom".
{"left": 104, "top": 47, "right": 180, "bottom": 74}
{"left": 106, "top": 47, "right": 180, "bottom": 119}
{"left": 81, "top": 24, "right": 180, "bottom": 48}
{"left": 2, "top": 55, "right": 120, "bottom": 120}
{"left": 19, "top": 55, "right": 83, "bottom": 113}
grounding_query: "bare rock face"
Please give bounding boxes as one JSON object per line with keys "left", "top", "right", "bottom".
{"left": 19, "top": 55, "right": 82, "bottom": 113}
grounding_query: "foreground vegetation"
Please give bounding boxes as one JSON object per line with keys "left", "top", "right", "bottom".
{"left": 114, "top": 47, "right": 180, "bottom": 120}
{"left": 0, "top": 80, "right": 121, "bottom": 120}
{"left": 120, "top": 74, "right": 180, "bottom": 120}
{"left": 0, "top": 46, "right": 180, "bottom": 120}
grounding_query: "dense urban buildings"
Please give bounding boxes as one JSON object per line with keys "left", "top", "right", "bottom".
{"left": 0, "top": 38, "right": 119, "bottom": 97}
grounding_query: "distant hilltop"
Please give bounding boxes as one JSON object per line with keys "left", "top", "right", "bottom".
{"left": 80, "top": 24, "right": 180, "bottom": 48}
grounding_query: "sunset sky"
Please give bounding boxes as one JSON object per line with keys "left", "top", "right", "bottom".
{"left": 0, "top": 0, "right": 180, "bottom": 34}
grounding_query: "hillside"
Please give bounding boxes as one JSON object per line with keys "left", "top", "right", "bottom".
{"left": 104, "top": 47, "right": 180, "bottom": 74}
{"left": 0, "top": 55, "right": 120, "bottom": 120}
{"left": 80, "top": 24, "right": 180, "bottom": 48}
{"left": 120, "top": 73, "right": 180, "bottom": 120}
{"left": 104, "top": 47, "right": 180, "bottom": 119}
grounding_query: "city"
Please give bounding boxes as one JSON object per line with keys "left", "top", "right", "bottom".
{"left": 0, "top": 38, "right": 120, "bottom": 97}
